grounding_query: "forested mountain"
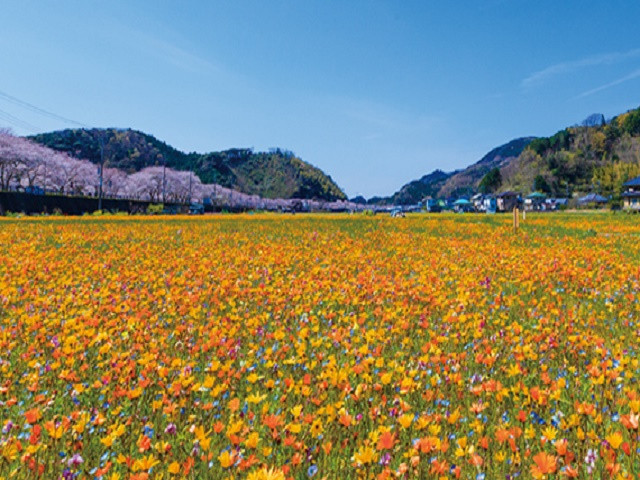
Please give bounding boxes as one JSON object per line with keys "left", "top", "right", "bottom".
{"left": 377, "top": 169, "right": 452, "bottom": 205}
{"left": 30, "top": 128, "right": 346, "bottom": 201}
{"left": 380, "top": 105, "right": 640, "bottom": 204}
{"left": 380, "top": 138, "right": 533, "bottom": 204}
{"left": 436, "top": 137, "right": 535, "bottom": 198}
{"left": 500, "top": 107, "right": 640, "bottom": 197}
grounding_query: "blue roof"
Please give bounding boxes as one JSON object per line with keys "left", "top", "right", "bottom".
{"left": 526, "top": 191, "right": 547, "bottom": 199}
{"left": 623, "top": 176, "right": 640, "bottom": 187}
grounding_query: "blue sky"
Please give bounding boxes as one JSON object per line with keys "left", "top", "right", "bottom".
{"left": 1, "top": 1, "right": 640, "bottom": 197}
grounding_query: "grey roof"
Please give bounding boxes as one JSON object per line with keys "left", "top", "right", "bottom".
{"left": 578, "top": 193, "right": 608, "bottom": 204}
{"left": 623, "top": 176, "right": 640, "bottom": 187}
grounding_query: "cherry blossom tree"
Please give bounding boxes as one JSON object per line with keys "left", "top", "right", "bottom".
{"left": 0, "top": 129, "right": 365, "bottom": 212}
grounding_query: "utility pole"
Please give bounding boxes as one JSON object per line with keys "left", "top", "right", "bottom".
{"left": 162, "top": 158, "right": 167, "bottom": 203}
{"left": 188, "top": 172, "right": 192, "bottom": 203}
{"left": 98, "top": 133, "right": 105, "bottom": 211}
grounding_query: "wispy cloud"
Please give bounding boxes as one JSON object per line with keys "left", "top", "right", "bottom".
{"left": 99, "top": 20, "right": 246, "bottom": 86}
{"left": 339, "top": 97, "right": 441, "bottom": 134}
{"left": 574, "top": 68, "right": 640, "bottom": 99}
{"left": 521, "top": 48, "right": 640, "bottom": 88}
{"left": 125, "top": 29, "right": 224, "bottom": 76}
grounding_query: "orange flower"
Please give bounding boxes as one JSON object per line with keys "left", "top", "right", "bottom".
{"left": 468, "top": 454, "right": 483, "bottom": 467}
{"left": 530, "top": 452, "right": 557, "bottom": 478}
{"left": 562, "top": 465, "right": 579, "bottom": 477}
{"left": 621, "top": 413, "right": 639, "bottom": 430}
{"left": 137, "top": 434, "right": 151, "bottom": 453}
{"left": 338, "top": 413, "right": 352, "bottom": 427}
{"left": 554, "top": 439, "right": 567, "bottom": 456}
{"left": 376, "top": 431, "right": 396, "bottom": 451}
{"left": 24, "top": 409, "right": 41, "bottom": 424}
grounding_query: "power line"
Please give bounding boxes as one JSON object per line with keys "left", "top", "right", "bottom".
{"left": 0, "top": 107, "right": 40, "bottom": 133}
{"left": 0, "top": 89, "right": 90, "bottom": 128}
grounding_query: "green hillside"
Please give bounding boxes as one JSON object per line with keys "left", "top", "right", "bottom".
{"left": 381, "top": 105, "right": 640, "bottom": 204}
{"left": 30, "top": 128, "right": 347, "bottom": 201}
{"left": 380, "top": 137, "right": 533, "bottom": 204}
{"left": 501, "top": 107, "right": 640, "bottom": 199}
{"left": 437, "top": 137, "right": 535, "bottom": 198}
{"left": 384, "top": 169, "right": 452, "bottom": 205}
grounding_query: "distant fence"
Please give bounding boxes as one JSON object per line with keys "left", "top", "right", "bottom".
{"left": 0, "top": 191, "right": 187, "bottom": 215}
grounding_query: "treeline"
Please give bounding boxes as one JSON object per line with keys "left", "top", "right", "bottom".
{"left": 0, "top": 130, "right": 363, "bottom": 214}
{"left": 29, "top": 129, "right": 347, "bottom": 201}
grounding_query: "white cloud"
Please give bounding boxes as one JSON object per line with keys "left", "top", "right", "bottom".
{"left": 521, "top": 48, "right": 640, "bottom": 88}
{"left": 574, "top": 68, "right": 640, "bottom": 99}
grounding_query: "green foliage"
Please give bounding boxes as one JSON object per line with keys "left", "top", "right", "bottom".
{"left": 527, "top": 137, "right": 550, "bottom": 156}
{"left": 620, "top": 109, "right": 640, "bottom": 136}
{"left": 534, "top": 175, "right": 551, "bottom": 194}
{"left": 478, "top": 167, "right": 502, "bottom": 193}
{"left": 147, "top": 203, "right": 164, "bottom": 215}
{"left": 592, "top": 161, "right": 640, "bottom": 197}
{"left": 528, "top": 129, "right": 572, "bottom": 156}
{"left": 500, "top": 106, "right": 640, "bottom": 197}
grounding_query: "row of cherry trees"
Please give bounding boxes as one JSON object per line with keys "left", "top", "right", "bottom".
{"left": 0, "top": 129, "right": 364, "bottom": 211}
{"left": 0, "top": 130, "right": 206, "bottom": 203}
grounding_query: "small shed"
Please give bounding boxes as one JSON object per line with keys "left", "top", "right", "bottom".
{"left": 496, "top": 191, "right": 519, "bottom": 212}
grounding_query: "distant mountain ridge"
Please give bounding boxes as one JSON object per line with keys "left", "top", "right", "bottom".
{"left": 29, "top": 128, "right": 347, "bottom": 201}
{"left": 380, "top": 104, "right": 640, "bottom": 205}
{"left": 380, "top": 137, "right": 534, "bottom": 205}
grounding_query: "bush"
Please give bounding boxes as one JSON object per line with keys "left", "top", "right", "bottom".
{"left": 147, "top": 203, "right": 164, "bottom": 215}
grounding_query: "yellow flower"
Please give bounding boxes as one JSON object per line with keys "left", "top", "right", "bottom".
{"left": 247, "top": 467, "right": 286, "bottom": 480}
{"left": 541, "top": 426, "right": 557, "bottom": 441}
{"left": 291, "top": 405, "right": 303, "bottom": 417}
{"left": 168, "top": 462, "right": 180, "bottom": 474}
{"left": 310, "top": 418, "right": 324, "bottom": 436}
{"left": 398, "top": 413, "right": 413, "bottom": 429}
{"left": 246, "top": 432, "right": 260, "bottom": 449}
{"left": 353, "top": 445, "right": 377, "bottom": 465}
{"left": 218, "top": 450, "right": 234, "bottom": 468}
{"left": 606, "top": 431, "right": 624, "bottom": 450}
{"left": 132, "top": 454, "right": 159, "bottom": 472}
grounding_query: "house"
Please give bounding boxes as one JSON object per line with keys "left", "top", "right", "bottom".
{"left": 423, "top": 197, "right": 442, "bottom": 213}
{"left": 496, "top": 191, "right": 519, "bottom": 212}
{"left": 471, "top": 193, "right": 485, "bottom": 212}
{"left": 524, "top": 192, "right": 547, "bottom": 211}
{"left": 622, "top": 176, "right": 640, "bottom": 210}
{"left": 545, "top": 198, "right": 569, "bottom": 211}
{"left": 483, "top": 196, "right": 497, "bottom": 214}
{"left": 453, "top": 198, "right": 474, "bottom": 213}
{"left": 578, "top": 193, "right": 608, "bottom": 208}
{"left": 390, "top": 207, "right": 405, "bottom": 217}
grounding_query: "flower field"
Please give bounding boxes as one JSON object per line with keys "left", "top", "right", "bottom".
{"left": 2, "top": 213, "right": 640, "bottom": 479}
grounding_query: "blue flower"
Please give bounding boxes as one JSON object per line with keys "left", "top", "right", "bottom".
{"left": 307, "top": 464, "right": 318, "bottom": 478}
